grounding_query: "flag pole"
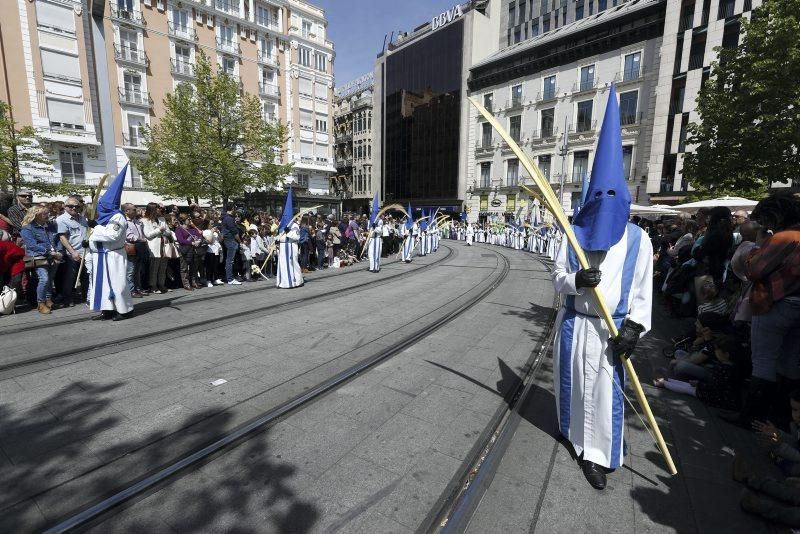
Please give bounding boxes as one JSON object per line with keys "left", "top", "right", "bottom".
{"left": 469, "top": 97, "right": 677, "bottom": 476}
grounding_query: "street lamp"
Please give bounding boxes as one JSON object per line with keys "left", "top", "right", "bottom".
{"left": 557, "top": 115, "right": 569, "bottom": 211}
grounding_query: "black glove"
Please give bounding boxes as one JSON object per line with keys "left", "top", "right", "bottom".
{"left": 87, "top": 219, "right": 98, "bottom": 228}
{"left": 575, "top": 267, "right": 602, "bottom": 289}
{"left": 610, "top": 319, "right": 646, "bottom": 360}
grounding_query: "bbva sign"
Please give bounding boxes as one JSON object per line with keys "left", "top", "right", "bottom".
{"left": 431, "top": 4, "right": 464, "bottom": 31}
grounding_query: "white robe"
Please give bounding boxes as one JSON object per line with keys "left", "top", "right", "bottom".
{"left": 401, "top": 226, "right": 414, "bottom": 262}
{"left": 367, "top": 230, "right": 382, "bottom": 272}
{"left": 276, "top": 224, "right": 303, "bottom": 288}
{"left": 552, "top": 223, "right": 653, "bottom": 469}
{"left": 465, "top": 226, "right": 474, "bottom": 246}
{"left": 89, "top": 212, "right": 133, "bottom": 314}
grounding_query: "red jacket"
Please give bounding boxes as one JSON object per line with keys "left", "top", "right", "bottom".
{"left": 746, "top": 225, "right": 800, "bottom": 314}
{"left": 0, "top": 241, "right": 26, "bottom": 278}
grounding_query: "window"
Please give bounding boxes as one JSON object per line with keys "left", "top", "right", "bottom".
{"left": 619, "top": 91, "right": 638, "bottom": 125}
{"left": 506, "top": 194, "right": 516, "bottom": 212}
{"left": 260, "top": 38, "right": 274, "bottom": 60}
{"left": 299, "top": 110, "right": 313, "bottom": 130}
{"left": 576, "top": 100, "right": 593, "bottom": 132}
{"left": 298, "top": 46, "right": 311, "bottom": 67}
{"left": 576, "top": 1, "right": 584, "bottom": 20}
{"left": 483, "top": 93, "right": 494, "bottom": 112}
{"left": 508, "top": 3, "right": 516, "bottom": 27}
{"left": 315, "top": 53, "right": 327, "bottom": 72}
{"left": 263, "top": 102, "right": 276, "bottom": 122}
{"left": 123, "top": 72, "right": 142, "bottom": 95}
{"left": 480, "top": 162, "right": 491, "bottom": 188}
{"left": 174, "top": 43, "right": 192, "bottom": 74}
{"left": 531, "top": 19, "right": 538, "bottom": 37}
{"left": 689, "top": 33, "right": 707, "bottom": 70}
{"left": 298, "top": 77, "right": 312, "bottom": 96}
{"left": 219, "top": 24, "right": 234, "bottom": 46}
{"left": 511, "top": 84, "right": 523, "bottom": 106}
{"left": 481, "top": 122, "right": 492, "bottom": 147}
{"left": 718, "top": 0, "right": 735, "bottom": 20}
{"left": 622, "top": 146, "right": 633, "bottom": 179}
{"left": 509, "top": 115, "right": 521, "bottom": 142}
{"left": 316, "top": 118, "right": 327, "bottom": 133}
{"left": 60, "top": 151, "right": 85, "bottom": 184}
{"left": 572, "top": 151, "right": 589, "bottom": 183}
{"left": 302, "top": 20, "right": 312, "bottom": 38}
{"left": 540, "top": 108, "right": 554, "bottom": 137}
{"left": 542, "top": 75, "right": 556, "bottom": 100}
{"left": 542, "top": 15, "right": 550, "bottom": 33}
{"left": 41, "top": 50, "right": 80, "bottom": 83}
{"left": 598, "top": 0, "right": 607, "bottom": 11}
{"left": 579, "top": 64, "right": 595, "bottom": 91}
{"left": 47, "top": 99, "right": 85, "bottom": 130}
{"left": 514, "top": 29, "right": 521, "bottom": 44}
{"left": 314, "top": 81, "right": 327, "bottom": 99}
{"left": 172, "top": 7, "right": 189, "bottom": 33}
{"left": 127, "top": 114, "right": 145, "bottom": 147}
{"left": 538, "top": 155, "right": 551, "bottom": 181}
{"left": 507, "top": 159, "right": 519, "bottom": 186}
{"left": 623, "top": 52, "right": 641, "bottom": 81}
{"left": 571, "top": 191, "right": 582, "bottom": 210}
{"left": 222, "top": 56, "right": 236, "bottom": 75}
{"left": 37, "top": 2, "right": 76, "bottom": 34}
{"left": 255, "top": 5, "right": 277, "bottom": 28}
{"left": 480, "top": 195, "right": 489, "bottom": 211}
{"left": 519, "top": 1, "right": 526, "bottom": 21}
{"left": 119, "top": 28, "right": 139, "bottom": 60}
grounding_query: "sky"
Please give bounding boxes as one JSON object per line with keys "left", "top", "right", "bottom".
{"left": 312, "top": 0, "right": 462, "bottom": 87}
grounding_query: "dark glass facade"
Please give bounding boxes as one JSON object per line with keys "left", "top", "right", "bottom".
{"left": 383, "top": 20, "right": 463, "bottom": 204}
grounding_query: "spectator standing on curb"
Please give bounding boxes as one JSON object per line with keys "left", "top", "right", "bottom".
{"left": 221, "top": 205, "right": 241, "bottom": 285}
{"left": 20, "top": 206, "right": 60, "bottom": 314}
{"left": 123, "top": 203, "right": 149, "bottom": 298}
{"left": 7, "top": 190, "right": 32, "bottom": 233}
{"left": 142, "top": 203, "right": 171, "bottom": 293}
{"left": 175, "top": 214, "right": 203, "bottom": 290}
{"left": 55, "top": 195, "right": 88, "bottom": 306}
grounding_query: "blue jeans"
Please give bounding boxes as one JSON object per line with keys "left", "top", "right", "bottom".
{"left": 751, "top": 296, "right": 800, "bottom": 381}
{"left": 224, "top": 239, "right": 238, "bottom": 282}
{"left": 35, "top": 264, "right": 56, "bottom": 303}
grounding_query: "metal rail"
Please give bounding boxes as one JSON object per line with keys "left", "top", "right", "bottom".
{"left": 43, "top": 245, "right": 510, "bottom": 533}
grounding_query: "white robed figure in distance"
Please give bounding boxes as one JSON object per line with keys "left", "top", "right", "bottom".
{"left": 276, "top": 188, "right": 304, "bottom": 289}
{"left": 552, "top": 84, "right": 653, "bottom": 490}
{"left": 366, "top": 193, "right": 382, "bottom": 272}
{"left": 88, "top": 164, "right": 133, "bottom": 320}
{"left": 401, "top": 203, "right": 414, "bottom": 263}
{"left": 465, "top": 223, "right": 474, "bottom": 246}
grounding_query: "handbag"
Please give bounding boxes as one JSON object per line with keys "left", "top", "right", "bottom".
{"left": 0, "top": 285, "right": 17, "bottom": 315}
{"left": 163, "top": 240, "right": 179, "bottom": 259}
{"left": 125, "top": 242, "right": 137, "bottom": 256}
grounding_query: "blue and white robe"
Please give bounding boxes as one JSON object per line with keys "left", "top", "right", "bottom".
{"left": 88, "top": 212, "right": 133, "bottom": 314}
{"left": 367, "top": 230, "right": 382, "bottom": 272}
{"left": 401, "top": 226, "right": 414, "bottom": 263}
{"left": 552, "top": 223, "right": 653, "bottom": 469}
{"left": 419, "top": 232, "right": 428, "bottom": 256}
{"left": 276, "top": 224, "right": 303, "bottom": 288}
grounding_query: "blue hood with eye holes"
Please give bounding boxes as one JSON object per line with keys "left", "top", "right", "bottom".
{"left": 572, "top": 83, "right": 631, "bottom": 252}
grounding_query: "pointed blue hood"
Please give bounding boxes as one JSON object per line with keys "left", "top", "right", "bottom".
{"left": 96, "top": 163, "right": 128, "bottom": 225}
{"left": 406, "top": 203, "right": 413, "bottom": 230}
{"left": 369, "top": 192, "right": 379, "bottom": 228}
{"left": 572, "top": 83, "right": 631, "bottom": 252}
{"left": 278, "top": 187, "right": 293, "bottom": 234}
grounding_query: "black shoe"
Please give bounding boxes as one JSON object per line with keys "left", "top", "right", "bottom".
{"left": 581, "top": 460, "right": 607, "bottom": 490}
{"left": 113, "top": 311, "right": 133, "bottom": 321}
{"left": 92, "top": 311, "right": 115, "bottom": 321}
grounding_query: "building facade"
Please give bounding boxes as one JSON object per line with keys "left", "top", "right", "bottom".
{"left": 0, "top": 0, "right": 338, "bottom": 210}
{"left": 466, "top": 0, "right": 665, "bottom": 222}
{"left": 332, "top": 72, "right": 374, "bottom": 213}
{"left": 646, "top": 0, "right": 762, "bottom": 202}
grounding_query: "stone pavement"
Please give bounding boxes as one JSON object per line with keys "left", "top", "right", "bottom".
{"left": 464, "top": 298, "right": 779, "bottom": 534}
{"left": 71, "top": 244, "right": 556, "bottom": 532}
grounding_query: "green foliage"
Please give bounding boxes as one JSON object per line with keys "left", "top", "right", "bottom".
{"left": 682, "top": 0, "right": 800, "bottom": 196}
{"left": 0, "top": 101, "right": 88, "bottom": 196}
{"left": 136, "top": 52, "right": 292, "bottom": 205}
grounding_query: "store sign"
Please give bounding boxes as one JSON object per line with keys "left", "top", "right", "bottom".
{"left": 490, "top": 198, "right": 502, "bottom": 207}
{"left": 431, "top": 4, "right": 464, "bottom": 31}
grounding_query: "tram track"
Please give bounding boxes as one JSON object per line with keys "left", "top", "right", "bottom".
{"left": 421, "top": 246, "right": 560, "bottom": 534}
{"left": 0, "top": 245, "right": 456, "bottom": 376}
{"left": 38, "top": 245, "right": 511, "bottom": 533}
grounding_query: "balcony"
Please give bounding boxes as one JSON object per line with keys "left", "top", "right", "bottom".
{"left": 214, "top": 0, "right": 240, "bottom": 16}
{"left": 475, "top": 138, "right": 495, "bottom": 157}
{"left": 122, "top": 133, "right": 146, "bottom": 150}
{"left": 259, "top": 82, "right": 280, "bottom": 99}
{"left": 114, "top": 43, "right": 149, "bottom": 67}
{"left": 216, "top": 37, "right": 241, "bottom": 56}
{"left": 617, "top": 66, "right": 642, "bottom": 84}
{"left": 506, "top": 96, "right": 524, "bottom": 111}
{"left": 118, "top": 88, "right": 152, "bottom": 108}
{"left": 531, "top": 127, "right": 559, "bottom": 145}
{"left": 352, "top": 95, "right": 372, "bottom": 110}
{"left": 168, "top": 22, "right": 197, "bottom": 41}
{"left": 621, "top": 111, "right": 644, "bottom": 127}
{"left": 337, "top": 133, "right": 352, "bottom": 144}
{"left": 536, "top": 88, "right": 558, "bottom": 102}
{"left": 573, "top": 78, "right": 598, "bottom": 94}
{"left": 255, "top": 17, "right": 280, "bottom": 32}
{"left": 110, "top": 6, "right": 146, "bottom": 27}
{"left": 336, "top": 158, "right": 353, "bottom": 169}
{"left": 170, "top": 59, "right": 195, "bottom": 77}
{"left": 257, "top": 50, "right": 279, "bottom": 68}
{"left": 572, "top": 170, "right": 588, "bottom": 184}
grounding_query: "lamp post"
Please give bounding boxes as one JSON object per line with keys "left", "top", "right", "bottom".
{"left": 557, "top": 114, "right": 569, "bottom": 212}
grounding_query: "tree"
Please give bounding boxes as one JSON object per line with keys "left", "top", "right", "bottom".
{"left": 682, "top": 0, "right": 800, "bottom": 197}
{"left": 137, "top": 52, "right": 292, "bottom": 206}
{"left": 0, "top": 101, "right": 84, "bottom": 196}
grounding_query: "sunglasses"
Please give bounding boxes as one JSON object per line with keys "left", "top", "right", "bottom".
{"left": 65, "top": 204, "right": 81, "bottom": 208}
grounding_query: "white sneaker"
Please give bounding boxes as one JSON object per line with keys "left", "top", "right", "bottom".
{"left": 214, "top": 279, "right": 224, "bottom": 285}
{"left": 207, "top": 282, "right": 214, "bottom": 288}
{"left": 228, "top": 280, "right": 242, "bottom": 285}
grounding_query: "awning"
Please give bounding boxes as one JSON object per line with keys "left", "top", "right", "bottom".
{"left": 672, "top": 196, "right": 758, "bottom": 211}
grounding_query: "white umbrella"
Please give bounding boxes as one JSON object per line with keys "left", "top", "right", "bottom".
{"left": 672, "top": 196, "right": 758, "bottom": 211}
{"left": 629, "top": 203, "right": 679, "bottom": 215}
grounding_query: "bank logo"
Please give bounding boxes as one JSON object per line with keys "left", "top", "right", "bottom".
{"left": 431, "top": 4, "right": 464, "bottom": 31}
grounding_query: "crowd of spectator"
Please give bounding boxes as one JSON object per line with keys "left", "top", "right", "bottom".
{"left": 0, "top": 191, "right": 413, "bottom": 315}
{"left": 639, "top": 191, "right": 800, "bottom": 525}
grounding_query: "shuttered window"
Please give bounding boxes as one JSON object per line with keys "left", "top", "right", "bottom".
{"left": 41, "top": 50, "right": 81, "bottom": 82}
{"left": 47, "top": 99, "right": 85, "bottom": 129}
{"left": 37, "top": 2, "right": 75, "bottom": 34}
